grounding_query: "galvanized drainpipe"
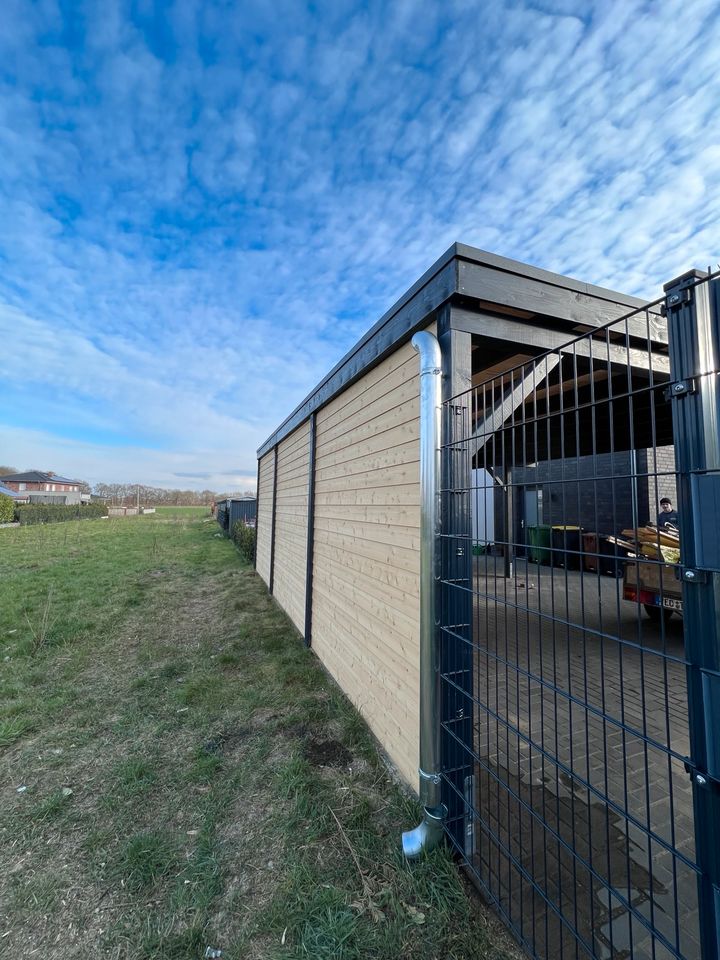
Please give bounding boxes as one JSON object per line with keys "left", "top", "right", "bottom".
{"left": 402, "top": 331, "right": 446, "bottom": 859}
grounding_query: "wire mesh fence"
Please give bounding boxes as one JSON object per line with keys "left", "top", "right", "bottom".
{"left": 439, "top": 271, "right": 720, "bottom": 958}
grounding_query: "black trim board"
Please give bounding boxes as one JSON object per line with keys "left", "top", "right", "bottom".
{"left": 303, "top": 412, "right": 317, "bottom": 648}
{"left": 253, "top": 459, "right": 260, "bottom": 570}
{"left": 257, "top": 243, "right": 649, "bottom": 458}
{"left": 268, "top": 446, "right": 278, "bottom": 594}
{"left": 257, "top": 255, "right": 457, "bottom": 457}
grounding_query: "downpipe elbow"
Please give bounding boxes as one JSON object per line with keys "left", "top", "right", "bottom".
{"left": 402, "top": 805, "right": 447, "bottom": 860}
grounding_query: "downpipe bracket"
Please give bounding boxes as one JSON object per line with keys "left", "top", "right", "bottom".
{"left": 419, "top": 767, "right": 441, "bottom": 786}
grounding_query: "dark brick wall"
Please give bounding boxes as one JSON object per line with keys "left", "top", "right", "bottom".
{"left": 641, "top": 445, "right": 677, "bottom": 516}
{"left": 511, "top": 451, "right": 651, "bottom": 539}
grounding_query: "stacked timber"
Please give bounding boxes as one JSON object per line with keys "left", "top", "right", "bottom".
{"left": 606, "top": 525, "right": 680, "bottom": 565}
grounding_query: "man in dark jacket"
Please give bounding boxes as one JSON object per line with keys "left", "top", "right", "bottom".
{"left": 657, "top": 498, "right": 679, "bottom": 528}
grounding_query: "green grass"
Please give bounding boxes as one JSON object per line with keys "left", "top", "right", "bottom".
{"left": 115, "top": 831, "right": 181, "bottom": 891}
{"left": 153, "top": 505, "right": 212, "bottom": 518}
{"left": 112, "top": 756, "right": 158, "bottom": 797}
{"left": 0, "top": 513, "right": 517, "bottom": 960}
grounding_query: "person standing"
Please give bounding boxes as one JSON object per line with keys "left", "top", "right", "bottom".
{"left": 657, "top": 497, "right": 679, "bottom": 528}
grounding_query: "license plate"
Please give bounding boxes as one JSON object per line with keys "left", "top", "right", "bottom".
{"left": 661, "top": 597, "right": 683, "bottom": 611}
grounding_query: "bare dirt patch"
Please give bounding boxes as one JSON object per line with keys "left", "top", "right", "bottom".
{"left": 302, "top": 737, "right": 353, "bottom": 768}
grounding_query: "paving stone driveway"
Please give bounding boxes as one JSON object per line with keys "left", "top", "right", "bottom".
{"left": 467, "top": 557, "right": 699, "bottom": 959}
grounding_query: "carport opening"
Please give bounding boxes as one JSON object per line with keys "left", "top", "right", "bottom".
{"left": 468, "top": 326, "right": 676, "bottom": 574}
{"left": 453, "top": 317, "right": 695, "bottom": 958}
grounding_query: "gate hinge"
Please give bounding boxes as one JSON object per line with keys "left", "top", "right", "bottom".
{"left": 664, "top": 378, "right": 697, "bottom": 401}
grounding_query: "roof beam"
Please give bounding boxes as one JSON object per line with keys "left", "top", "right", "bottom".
{"left": 452, "top": 309, "right": 670, "bottom": 376}
{"left": 456, "top": 260, "right": 666, "bottom": 343}
{"left": 469, "top": 354, "right": 561, "bottom": 459}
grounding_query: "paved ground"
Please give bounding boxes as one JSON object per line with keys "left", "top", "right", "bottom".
{"left": 465, "top": 556, "right": 699, "bottom": 960}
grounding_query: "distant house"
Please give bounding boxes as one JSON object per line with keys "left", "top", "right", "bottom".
{"left": 0, "top": 471, "right": 85, "bottom": 506}
{"left": 0, "top": 480, "right": 26, "bottom": 502}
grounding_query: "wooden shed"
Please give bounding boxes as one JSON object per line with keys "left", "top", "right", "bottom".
{"left": 254, "top": 243, "right": 646, "bottom": 789}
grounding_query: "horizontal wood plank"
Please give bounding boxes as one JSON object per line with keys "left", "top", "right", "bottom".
{"left": 309, "top": 338, "right": 424, "bottom": 786}
{"left": 272, "top": 421, "right": 310, "bottom": 633}
{"left": 314, "top": 420, "right": 420, "bottom": 468}
{"left": 255, "top": 452, "right": 275, "bottom": 586}
{"left": 313, "top": 444, "right": 419, "bottom": 483}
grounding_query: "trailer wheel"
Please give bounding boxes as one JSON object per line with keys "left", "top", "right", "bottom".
{"left": 644, "top": 604, "right": 674, "bottom": 624}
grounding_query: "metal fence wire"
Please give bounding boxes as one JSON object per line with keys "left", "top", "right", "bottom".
{"left": 439, "top": 269, "right": 720, "bottom": 959}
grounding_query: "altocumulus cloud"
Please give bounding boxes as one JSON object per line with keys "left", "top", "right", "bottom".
{"left": 0, "top": 0, "right": 718, "bottom": 488}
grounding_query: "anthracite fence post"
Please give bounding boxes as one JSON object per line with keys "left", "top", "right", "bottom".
{"left": 665, "top": 269, "right": 720, "bottom": 959}
{"left": 437, "top": 308, "right": 475, "bottom": 850}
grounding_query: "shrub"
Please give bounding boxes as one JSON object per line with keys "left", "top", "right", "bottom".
{"left": 15, "top": 503, "right": 108, "bottom": 526}
{"left": 232, "top": 520, "right": 255, "bottom": 562}
{"left": 0, "top": 494, "right": 14, "bottom": 523}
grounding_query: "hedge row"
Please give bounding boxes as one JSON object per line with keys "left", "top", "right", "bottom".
{"left": 0, "top": 494, "right": 14, "bottom": 524}
{"left": 15, "top": 503, "right": 108, "bottom": 525}
{"left": 231, "top": 520, "right": 255, "bottom": 562}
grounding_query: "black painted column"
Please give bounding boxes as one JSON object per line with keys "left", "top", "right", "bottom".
{"left": 437, "top": 304, "right": 475, "bottom": 851}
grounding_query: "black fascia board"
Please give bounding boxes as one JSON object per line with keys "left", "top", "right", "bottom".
{"left": 256, "top": 245, "right": 458, "bottom": 458}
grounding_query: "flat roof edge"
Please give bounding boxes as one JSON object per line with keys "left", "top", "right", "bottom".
{"left": 453, "top": 243, "right": 648, "bottom": 308}
{"left": 256, "top": 245, "right": 459, "bottom": 458}
{"left": 256, "top": 244, "right": 648, "bottom": 458}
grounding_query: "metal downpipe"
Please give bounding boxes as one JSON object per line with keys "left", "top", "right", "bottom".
{"left": 402, "top": 331, "right": 446, "bottom": 859}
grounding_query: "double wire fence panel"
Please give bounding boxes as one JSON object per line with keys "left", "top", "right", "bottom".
{"left": 439, "top": 272, "right": 720, "bottom": 959}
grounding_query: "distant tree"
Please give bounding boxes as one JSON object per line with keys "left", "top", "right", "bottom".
{"left": 0, "top": 465, "right": 18, "bottom": 476}
{"left": 89, "top": 482, "right": 252, "bottom": 506}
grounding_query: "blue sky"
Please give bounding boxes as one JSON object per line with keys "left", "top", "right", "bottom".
{"left": 1, "top": 0, "right": 718, "bottom": 491}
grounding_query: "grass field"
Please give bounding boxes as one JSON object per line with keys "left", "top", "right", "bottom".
{"left": 153, "top": 506, "right": 212, "bottom": 517}
{"left": 0, "top": 512, "right": 517, "bottom": 959}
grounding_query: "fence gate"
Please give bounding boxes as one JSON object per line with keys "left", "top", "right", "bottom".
{"left": 439, "top": 270, "right": 720, "bottom": 959}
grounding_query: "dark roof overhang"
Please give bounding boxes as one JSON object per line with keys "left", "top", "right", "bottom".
{"left": 256, "top": 242, "right": 648, "bottom": 458}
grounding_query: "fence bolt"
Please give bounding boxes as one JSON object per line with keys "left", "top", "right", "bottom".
{"left": 665, "top": 379, "right": 696, "bottom": 400}
{"left": 697, "top": 774, "right": 708, "bottom": 787}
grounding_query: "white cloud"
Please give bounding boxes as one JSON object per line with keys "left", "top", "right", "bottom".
{"left": 1, "top": 0, "right": 719, "bottom": 488}
{"left": 0, "top": 424, "right": 257, "bottom": 490}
